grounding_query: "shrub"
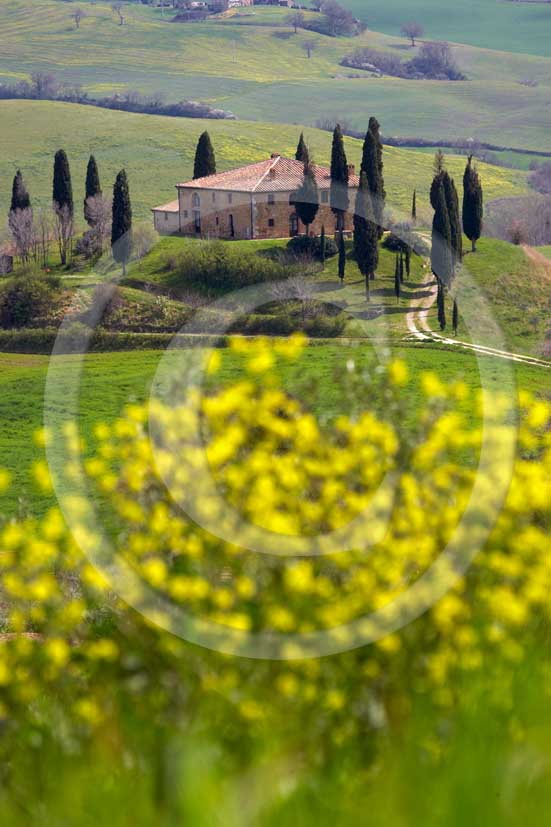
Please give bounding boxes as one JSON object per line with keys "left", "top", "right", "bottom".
{"left": 0, "top": 275, "right": 60, "bottom": 329}
{"left": 341, "top": 47, "right": 405, "bottom": 77}
{"left": 166, "top": 241, "right": 312, "bottom": 292}
{"left": 287, "top": 235, "right": 337, "bottom": 261}
{"left": 407, "top": 42, "right": 465, "bottom": 81}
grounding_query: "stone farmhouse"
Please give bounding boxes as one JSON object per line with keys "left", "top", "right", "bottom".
{"left": 152, "top": 155, "right": 359, "bottom": 240}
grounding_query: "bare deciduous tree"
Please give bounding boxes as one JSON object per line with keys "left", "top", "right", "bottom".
{"left": 302, "top": 39, "right": 317, "bottom": 59}
{"left": 30, "top": 72, "right": 58, "bottom": 99}
{"left": 111, "top": 2, "right": 125, "bottom": 25}
{"left": 53, "top": 204, "right": 74, "bottom": 267}
{"left": 8, "top": 208, "right": 34, "bottom": 263}
{"left": 32, "top": 208, "right": 53, "bottom": 268}
{"left": 71, "top": 7, "right": 86, "bottom": 29}
{"left": 286, "top": 11, "right": 305, "bottom": 34}
{"left": 401, "top": 21, "right": 424, "bottom": 47}
{"left": 84, "top": 194, "right": 111, "bottom": 257}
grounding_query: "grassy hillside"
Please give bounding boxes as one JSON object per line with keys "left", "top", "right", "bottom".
{"left": 1, "top": 1, "right": 551, "bottom": 150}
{"left": 342, "top": 0, "right": 551, "bottom": 58}
{"left": 0, "top": 100, "right": 527, "bottom": 224}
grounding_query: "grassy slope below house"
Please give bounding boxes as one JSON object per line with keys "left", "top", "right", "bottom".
{"left": 0, "top": 100, "right": 527, "bottom": 224}
{"left": 1, "top": 2, "right": 551, "bottom": 149}
{"left": 0, "top": 343, "right": 549, "bottom": 519}
{"left": 132, "top": 235, "right": 551, "bottom": 357}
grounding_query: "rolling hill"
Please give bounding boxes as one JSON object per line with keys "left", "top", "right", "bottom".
{"left": 342, "top": 0, "right": 551, "bottom": 58}
{"left": 0, "top": 100, "right": 527, "bottom": 225}
{"left": 1, "top": 1, "right": 551, "bottom": 150}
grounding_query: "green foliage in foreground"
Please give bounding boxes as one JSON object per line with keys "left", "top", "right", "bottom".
{"left": 0, "top": 345, "right": 549, "bottom": 824}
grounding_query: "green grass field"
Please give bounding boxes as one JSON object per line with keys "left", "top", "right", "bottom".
{"left": 1, "top": 1, "right": 551, "bottom": 150}
{"left": 0, "top": 100, "right": 527, "bottom": 225}
{"left": 1, "top": 340, "right": 549, "bottom": 519}
{"left": 342, "top": 0, "right": 551, "bottom": 57}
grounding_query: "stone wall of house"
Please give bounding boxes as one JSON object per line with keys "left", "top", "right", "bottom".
{"left": 178, "top": 188, "right": 253, "bottom": 239}
{"left": 153, "top": 209, "right": 180, "bottom": 235}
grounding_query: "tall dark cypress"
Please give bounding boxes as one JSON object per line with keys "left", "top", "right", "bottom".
{"left": 295, "top": 132, "right": 309, "bottom": 165}
{"left": 443, "top": 172, "right": 462, "bottom": 269}
{"left": 431, "top": 175, "right": 453, "bottom": 287}
{"left": 338, "top": 231, "right": 346, "bottom": 281}
{"left": 394, "top": 254, "right": 401, "bottom": 302}
{"left": 437, "top": 282, "right": 446, "bottom": 331}
{"left": 193, "top": 131, "right": 216, "bottom": 180}
{"left": 10, "top": 170, "right": 31, "bottom": 212}
{"left": 353, "top": 171, "right": 378, "bottom": 299}
{"left": 463, "top": 156, "right": 483, "bottom": 252}
{"left": 452, "top": 298, "right": 459, "bottom": 335}
{"left": 291, "top": 161, "right": 319, "bottom": 235}
{"left": 405, "top": 245, "right": 411, "bottom": 278}
{"left": 411, "top": 189, "right": 417, "bottom": 221}
{"left": 399, "top": 251, "right": 404, "bottom": 284}
{"left": 330, "top": 124, "right": 349, "bottom": 231}
{"left": 84, "top": 155, "right": 102, "bottom": 225}
{"left": 360, "top": 118, "right": 385, "bottom": 238}
{"left": 111, "top": 169, "right": 132, "bottom": 275}
{"left": 52, "top": 149, "right": 73, "bottom": 216}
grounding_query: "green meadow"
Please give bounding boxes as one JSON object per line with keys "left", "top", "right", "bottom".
{"left": 1, "top": 1, "right": 551, "bottom": 149}
{"left": 0, "top": 100, "right": 527, "bottom": 223}
{"left": 343, "top": 0, "right": 551, "bottom": 57}
{"left": 1, "top": 341, "right": 549, "bottom": 519}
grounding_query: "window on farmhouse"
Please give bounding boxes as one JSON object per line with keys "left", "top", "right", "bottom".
{"left": 321, "top": 191, "right": 329, "bottom": 204}
{"left": 268, "top": 193, "right": 275, "bottom": 205}
{"left": 192, "top": 193, "right": 200, "bottom": 207}
{"left": 228, "top": 193, "right": 233, "bottom": 205}
{"left": 268, "top": 218, "right": 275, "bottom": 228}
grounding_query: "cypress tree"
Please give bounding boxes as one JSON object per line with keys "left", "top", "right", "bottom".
{"left": 431, "top": 175, "right": 453, "bottom": 287}
{"left": 320, "top": 224, "right": 326, "bottom": 266}
{"left": 295, "top": 132, "right": 309, "bottom": 165}
{"left": 437, "top": 282, "right": 446, "bottom": 331}
{"left": 463, "top": 155, "right": 483, "bottom": 252}
{"left": 411, "top": 189, "right": 416, "bottom": 221}
{"left": 10, "top": 170, "right": 31, "bottom": 212}
{"left": 52, "top": 149, "right": 73, "bottom": 265}
{"left": 434, "top": 149, "right": 445, "bottom": 175}
{"left": 353, "top": 171, "right": 378, "bottom": 300}
{"left": 330, "top": 124, "right": 349, "bottom": 231}
{"left": 193, "top": 131, "right": 216, "bottom": 180}
{"left": 360, "top": 119, "right": 385, "bottom": 238}
{"left": 394, "top": 254, "right": 401, "bottom": 302}
{"left": 338, "top": 231, "right": 346, "bottom": 282}
{"left": 405, "top": 245, "right": 411, "bottom": 278}
{"left": 443, "top": 172, "right": 462, "bottom": 269}
{"left": 291, "top": 161, "right": 319, "bottom": 236}
{"left": 84, "top": 155, "right": 102, "bottom": 226}
{"left": 452, "top": 298, "right": 459, "bottom": 335}
{"left": 52, "top": 149, "right": 73, "bottom": 216}
{"left": 111, "top": 169, "right": 132, "bottom": 275}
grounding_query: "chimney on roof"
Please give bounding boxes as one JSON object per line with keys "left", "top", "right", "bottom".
{"left": 348, "top": 164, "right": 356, "bottom": 177}
{"left": 271, "top": 153, "right": 281, "bottom": 159}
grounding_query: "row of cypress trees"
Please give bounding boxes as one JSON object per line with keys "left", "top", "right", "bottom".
{"left": 430, "top": 151, "right": 484, "bottom": 329}
{"left": 8, "top": 154, "right": 133, "bottom": 272}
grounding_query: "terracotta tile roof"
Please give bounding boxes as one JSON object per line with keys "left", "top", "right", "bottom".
{"left": 177, "top": 156, "right": 360, "bottom": 193}
{"left": 152, "top": 199, "right": 180, "bottom": 212}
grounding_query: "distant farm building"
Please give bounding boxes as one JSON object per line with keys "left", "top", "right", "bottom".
{"left": 152, "top": 155, "right": 359, "bottom": 240}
